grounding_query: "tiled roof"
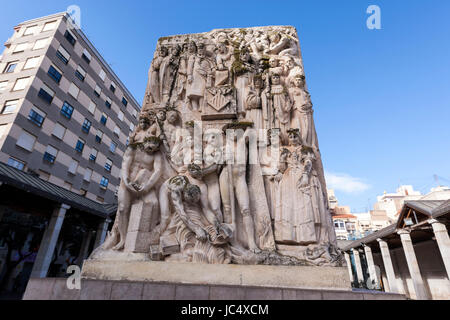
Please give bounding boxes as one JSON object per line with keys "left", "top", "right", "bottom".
{"left": 0, "top": 162, "right": 116, "bottom": 218}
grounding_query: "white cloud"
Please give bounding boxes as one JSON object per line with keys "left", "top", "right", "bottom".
{"left": 325, "top": 171, "right": 370, "bottom": 194}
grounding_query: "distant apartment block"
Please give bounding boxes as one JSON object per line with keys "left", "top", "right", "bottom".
{"left": 0, "top": 12, "right": 140, "bottom": 204}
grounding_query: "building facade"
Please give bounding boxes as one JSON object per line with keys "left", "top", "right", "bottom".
{"left": 0, "top": 12, "right": 140, "bottom": 204}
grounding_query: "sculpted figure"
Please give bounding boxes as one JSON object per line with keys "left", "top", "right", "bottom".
{"left": 159, "top": 177, "right": 231, "bottom": 264}
{"left": 219, "top": 127, "right": 260, "bottom": 252}
{"left": 245, "top": 74, "right": 267, "bottom": 130}
{"left": 270, "top": 73, "right": 292, "bottom": 143}
{"left": 299, "top": 147, "right": 336, "bottom": 246}
{"left": 233, "top": 46, "right": 256, "bottom": 118}
{"left": 176, "top": 43, "right": 189, "bottom": 100}
{"left": 102, "top": 137, "right": 163, "bottom": 250}
{"left": 186, "top": 42, "right": 213, "bottom": 111}
{"left": 274, "top": 129, "right": 316, "bottom": 245}
{"left": 129, "top": 114, "right": 160, "bottom": 146}
{"left": 267, "top": 31, "right": 299, "bottom": 58}
{"left": 147, "top": 46, "right": 168, "bottom": 105}
{"left": 288, "top": 74, "right": 313, "bottom": 146}
{"left": 215, "top": 41, "right": 233, "bottom": 86}
{"left": 260, "top": 129, "right": 282, "bottom": 219}
{"left": 163, "top": 110, "right": 182, "bottom": 151}
{"left": 160, "top": 45, "right": 181, "bottom": 105}
{"left": 268, "top": 57, "right": 284, "bottom": 79}
{"left": 203, "top": 131, "right": 224, "bottom": 223}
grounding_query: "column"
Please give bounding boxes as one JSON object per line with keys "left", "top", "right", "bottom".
{"left": 344, "top": 252, "right": 354, "bottom": 283}
{"left": 75, "top": 230, "right": 94, "bottom": 265}
{"left": 429, "top": 219, "right": 450, "bottom": 280}
{"left": 377, "top": 238, "right": 399, "bottom": 293}
{"left": 93, "top": 218, "right": 111, "bottom": 249}
{"left": 31, "top": 203, "right": 70, "bottom": 278}
{"left": 397, "top": 229, "right": 429, "bottom": 300}
{"left": 352, "top": 248, "right": 364, "bottom": 285}
{"left": 363, "top": 244, "right": 380, "bottom": 289}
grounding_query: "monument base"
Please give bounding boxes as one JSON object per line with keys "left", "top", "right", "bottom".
{"left": 81, "top": 259, "right": 350, "bottom": 290}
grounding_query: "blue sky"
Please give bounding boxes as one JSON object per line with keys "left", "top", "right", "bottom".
{"left": 1, "top": 0, "right": 449, "bottom": 212}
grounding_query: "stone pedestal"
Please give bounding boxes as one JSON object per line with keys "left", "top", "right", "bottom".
{"left": 125, "top": 201, "right": 156, "bottom": 253}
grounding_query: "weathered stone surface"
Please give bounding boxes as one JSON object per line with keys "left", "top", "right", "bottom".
{"left": 23, "top": 278, "right": 407, "bottom": 300}
{"left": 50, "top": 278, "right": 80, "bottom": 300}
{"left": 92, "top": 25, "right": 342, "bottom": 268}
{"left": 82, "top": 260, "right": 350, "bottom": 290}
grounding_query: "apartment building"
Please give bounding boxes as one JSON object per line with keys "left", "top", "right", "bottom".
{"left": 0, "top": 12, "right": 140, "bottom": 204}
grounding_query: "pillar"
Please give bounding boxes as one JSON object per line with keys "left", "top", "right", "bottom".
{"left": 377, "top": 238, "right": 399, "bottom": 293}
{"left": 363, "top": 244, "right": 380, "bottom": 289}
{"left": 75, "top": 230, "right": 94, "bottom": 265}
{"left": 31, "top": 203, "right": 70, "bottom": 278}
{"left": 352, "top": 248, "right": 364, "bottom": 285}
{"left": 93, "top": 218, "right": 111, "bottom": 249}
{"left": 429, "top": 219, "right": 450, "bottom": 280}
{"left": 397, "top": 229, "right": 430, "bottom": 300}
{"left": 344, "top": 252, "right": 354, "bottom": 283}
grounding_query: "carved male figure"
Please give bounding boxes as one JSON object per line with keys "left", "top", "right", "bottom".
{"left": 102, "top": 137, "right": 163, "bottom": 250}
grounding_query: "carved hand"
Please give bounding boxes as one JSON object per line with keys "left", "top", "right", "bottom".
{"left": 195, "top": 227, "right": 208, "bottom": 241}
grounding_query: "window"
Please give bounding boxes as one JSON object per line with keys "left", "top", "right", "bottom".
{"left": 75, "top": 138, "right": 85, "bottom": 153}
{"left": 28, "top": 107, "right": 46, "bottom": 127}
{"left": 33, "top": 38, "right": 49, "bottom": 50}
{"left": 122, "top": 97, "right": 128, "bottom": 107}
{"left": 99, "top": 69, "right": 106, "bottom": 81}
{"left": 118, "top": 111, "right": 124, "bottom": 121}
{"left": 24, "top": 26, "right": 37, "bottom": 36}
{"left": 13, "top": 42, "right": 28, "bottom": 53}
{"left": 47, "top": 65, "right": 62, "bottom": 83}
{"left": 75, "top": 65, "right": 86, "bottom": 82}
{"left": 94, "top": 84, "right": 101, "bottom": 97}
{"left": 82, "top": 118, "right": 92, "bottom": 133}
{"left": 38, "top": 83, "right": 55, "bottom": 103}
{"left": 12, "top": 77, "right": 30, "bottom": 91}
{"left": 7, "top": 157, "right": 25, "bottom": 171}
{"left": 38, "top": 170, "right": 50, "bottom": 181}
{"left": 42, "top": 21, "right": 57, "bottom": 32}
{"left": 129, "top": 123, "right": 135, "bottom": 132}
{"left": 0, "top": 125, "right": 7, "bottom": 139}
{"left": 89, "top": 148, "right": 98, "bottom": 162}
{"left": 0, "top": 81, "right": 7, "bottom": 92}
{"left": 95, "top": 129, "right": 103, "bottom": 143}
{"left": 113, "top": 126, "right": 120, "bottom": 137}
{"left": 61, "top": 101, "right": 74, "bottom": 119}
{"left": 100, "top": 177, "right": 109, "bottom": 189}
{"left": 110, "top": 81, "right": 116, "bottom": 93}
{"left": 52, "top": 123, "right": 66, "bottom": 140}
{"left": 132, "top": 109, "right": 137, "bottom": 118}
{"left": 43, "top": 145, "right": 58, "bottom": 164}
{"left": 64, "top": 30, "right": 76, "bottom": 46}
{"left": 83, "top": 168, "right": 93, "bottom": 182}
{"left": 68, "top": 83, "right": 80, "bottom": 99}
{"left": 109, "top": 141, "right": 117, "bottom": 153}
{"left": 68, "top": 159, "right": 78, "bottom": 174}
{"left": 16, "top": 131, "right": 36, "bottom": 151}
{"left": 100, "top": 113, "right": 108, "bottom": 125}
{"left": 2, "top": 100, "right": 19, "bottom": 114}
{"left": 56, "top": 45, "right": 70, "bottom": 64}
{"left": 82, "top": 49, "right": 91, "bottom": 64}
{"left": 105, "top": 97, "right": 112, "bottom": 109}
{"left": 23, "top": 56, "right": 40, "bottom": 69}
{"left": 104, "top": 158, "right": 112, "bottom": 172}
{"left": 4, "top": 61, "right": 18, "bottom": 73}
{"left": 88, "top": 100, "right": 96, "bottom": 114}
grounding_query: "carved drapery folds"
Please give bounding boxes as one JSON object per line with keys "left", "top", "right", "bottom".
{"left": 95, "top": 26, "right": 342, "bottom": 267}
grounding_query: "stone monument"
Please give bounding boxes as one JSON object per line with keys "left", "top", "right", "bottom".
{"left": 82, "top": 26, "right": 353, "bottom": 297}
